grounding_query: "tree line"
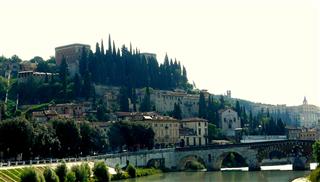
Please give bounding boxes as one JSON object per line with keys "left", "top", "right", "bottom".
{"left": 0, "top": 118, "right": 106, "bottom": 160}
{"left": 81, "top": 35, "right": 192, "bottom": 91}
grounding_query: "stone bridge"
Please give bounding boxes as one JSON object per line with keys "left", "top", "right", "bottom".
{"left": 98, "top": 140, "right": 314, "bottom": 171}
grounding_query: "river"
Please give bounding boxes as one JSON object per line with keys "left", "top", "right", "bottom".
{"left": 119, "top": 164, "right": 317, "bottom": 182}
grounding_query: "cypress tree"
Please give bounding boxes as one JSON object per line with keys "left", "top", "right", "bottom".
{"left": 198, "top": 92, "right": 206, "bottom": 118}
{"left": 73, "top": 74, "right": 82, "bottom": 98}
{"left": 82, "top": 70, "right": 92, "bottom": 100}
{"left": 79, "top": 46, "right": 88, "bottom": 77}
{"left": 119, "top": 87, "right": 129, "bottom": 112}
{"left": 108, "top": 34, "right": 112, "bottom": 54}
{"left": 140, "top": 87, "right": 151, "bottom": 112}
{"left": 59, "top": 56, "right": 69, "bottom": 98}
{"left": 172, "top": 103, "right": 182, "bottom": 120}
{"left": 101, "top": 39, "right": 105, "bottom": 56}
{"left": 95, "top": 42, "right": 101, "bottom": 56}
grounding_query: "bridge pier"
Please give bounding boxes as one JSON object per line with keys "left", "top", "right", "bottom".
{"left": 248, "top": 166, "right": 261, "bottom": 171}
{"left": 292, "top": 157, "right": 310, "bottom": 171}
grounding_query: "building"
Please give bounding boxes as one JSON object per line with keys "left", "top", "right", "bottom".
{"left": 299, "top": 128, "right": 319, "bottom": 140}
{"left": 140, "top": 53, "right": 157, "bottom": 60}
{"left": 55, "top": 43, "right": 91, "bottom": 76}
{"left": 32, "top": 110, "right": 58, "bottom": 122}
{"left": 18, "top": 71, "right": 58, "bottom": 82}
{"left": 115, "top": 111, "right": 158, "bottom": 121}
{"left": 287, "top": 97, "right": 320, "bottom": 128}
{"left": 19, "top": 62, "right": 37, "bottom": 71}
{"left": 136, "top": 89, "right": 202, "bottom": 118}
{"left": 219, "top": 108, "right": 241, "bottom": 136}
{"left": 286, "top": 127, "right": 302, "bottom": 140}
{"left": 48, "top": 102, "right": 92, "bottom": 119}
{"left": 287, "top": 127, "right": 320, "bottom": 141}
{"left": 179, "top": 118, "right": 208, "bottom": 146}
{"left": 141, "top": 115, "right": 180, "bottom": 148}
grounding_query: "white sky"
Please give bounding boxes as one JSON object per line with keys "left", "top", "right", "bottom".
{"left": 0, "top": 0, "right": 319, "bottom": 106}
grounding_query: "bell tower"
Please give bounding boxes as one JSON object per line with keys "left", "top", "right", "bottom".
{"left": 303, "top": 96, "right": 308, "bottom": 105}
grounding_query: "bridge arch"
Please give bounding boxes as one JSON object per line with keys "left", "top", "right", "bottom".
{"left": 212, "top": 151, "right": 248, "bottom": 170}
{"left": 177, "top": 155, "right": 206, "bottom": 170}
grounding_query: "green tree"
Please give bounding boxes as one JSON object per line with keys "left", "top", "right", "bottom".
{"left": 52, "top": 119, "right": 81, "bottom": 157}
{"left": 43, "top": 168, "right": 59, "bottom": 182}
{"left": 96, "top": 99, "right": 108, "bottom": 121}
{"left": 59, "top": 57, "right": 69, "bottom": 99}
{"left": 198, "top": 92, "right": 206, "bottom": 118}
{"left": 55, "top": 162, "right": 68, "bottom": 182}
{"left": 0, "top": 118, "right": 34, "bottom": 159}
{"left": 119, "top": 87, "right": 129, "bottom": 112}
{"left": 126, "top": 164, "right": 136, "bottom": 178}
{"left": 313, "top": 140, "right": 320, "bottom": 163}
{"left": 82, "top": 70, "right": 93, "bottom": 100}
{"left": 65, "top": 171, "right": 76, "bottom": 182}
{"left": 140, "top": 87, "right": 151, "bottom": 112}
{"left": 73, "top": 74, "right": 82, "bottom": 98}
{"left": 93, "top": 161, "right": 110, "bottom": 182}
{"left": 20, "top": 168, "right": 45, "bottom": 182}
{"left": 71, "top": 163, "right": 91, "bottom": 182}
{"left": 172, "top": 103, "right": 182, "bottom": 119}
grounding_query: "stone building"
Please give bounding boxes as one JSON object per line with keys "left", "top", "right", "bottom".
{"left": 136, "top": 89, "right": 202, "bottom": 118}
{"left": 179, "top": 118, "right": 208, "bottom": 146}
{"left": 18, "top": 71, "right": 58, "bottom": 82}
{"left": 287, "top": 97, "right": 320, "bottom": 128}
{"left": 55, "top": 43, "right": 90, "bottom": 76}
{"left": 32, "top": 110, "right": 58, "bottom": 122}
{"left": 48, "top": 102, "right": 92, "bottom": 119}
{"left": 286, "top": 127, "right": 320, "bottom": 141}
{"left": 140, "top": 115, "right": 180, "bottom": 148}
{"left": 219, "top": 108, "right": 241, "bottom": 136}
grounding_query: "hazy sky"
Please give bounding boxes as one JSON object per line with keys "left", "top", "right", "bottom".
{"left": 0, "top": 0, "right": 319, "bottom": 106}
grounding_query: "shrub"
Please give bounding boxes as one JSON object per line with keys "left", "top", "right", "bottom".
{"left": 65, "top": 171, "right": 76, "bottom": 182}
{"left": 185, "top": 160, "right": 205, "bottom": 170}
{"left": 136, "top": 168, "right": 161, "bottom": 177}
{"left": 20, "top": 168, "right": 45, "bottom": 182}
{"left": 93, "top": 161, "right": 110, "bottom": 182}
{"left": 71, "top": 163, "right": 91, "bottom": 182}
{"left": 43, "top": 168, "right": 59, "bottom": 182}
{"left": 309, "top": 167, "right": 320, "bottom": 182}
{"left": 126, "top": 164, "right": 136, "bottom": 178}
{"left": 55, "top": 162, "right": 68, "bottom": 182}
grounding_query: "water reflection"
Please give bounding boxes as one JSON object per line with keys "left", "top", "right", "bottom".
{"left": 119, "top": 164, "right": 315, "bottom": 182}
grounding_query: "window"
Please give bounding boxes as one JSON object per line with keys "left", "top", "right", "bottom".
{"left": 199, "top": 137, "right": 202, "bottom": 145}
{"left": 198, "top": 122, "right": 201, "bottom": 126}
{"left": 224, "top": 118, "right": 226, "bottom": 122}
{"left": 198, "top": 129, "right": 201, "bottom": 135}
{"left": 193, "top": 137, "right": 196, "bottom": 146}
{"left": 234, "top": 117, "right": 236, "bottom": 122}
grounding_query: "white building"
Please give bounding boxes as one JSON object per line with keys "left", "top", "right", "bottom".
{"left": 219, "top": 108, "right": 241, "bottom": 136}
{"left": 179, "top": 118, "right": 208, "bottom": 146}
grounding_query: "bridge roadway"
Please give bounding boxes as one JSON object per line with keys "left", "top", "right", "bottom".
{"left": 0, "top": 140, "right": 314, "bottom": 171}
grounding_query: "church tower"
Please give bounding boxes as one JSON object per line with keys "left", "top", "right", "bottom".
{"left": 303, "top": 96, "right": 308, "bottom": 105}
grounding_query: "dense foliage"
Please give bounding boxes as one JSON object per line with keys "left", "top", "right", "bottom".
{"left": 84, "top": 36, "right": 191, "bottom": 91}
{"left": 108, "top": 121, "right": 155, "bottom": 151}
{"left": 20, "top": 168, "right": 45, "bottom": 182}
{"left": 93, "top": 161, "right": 110, "bottom": 182}
{"left": 43, "top": 168, "right": 59, "bottom": 182}
{"left": 0, "top": 118, "right": 106, "bottom": 160}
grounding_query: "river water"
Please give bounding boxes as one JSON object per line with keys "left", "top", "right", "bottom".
{"left": 120, "top": 164, "right": 317, "bottom": 182}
